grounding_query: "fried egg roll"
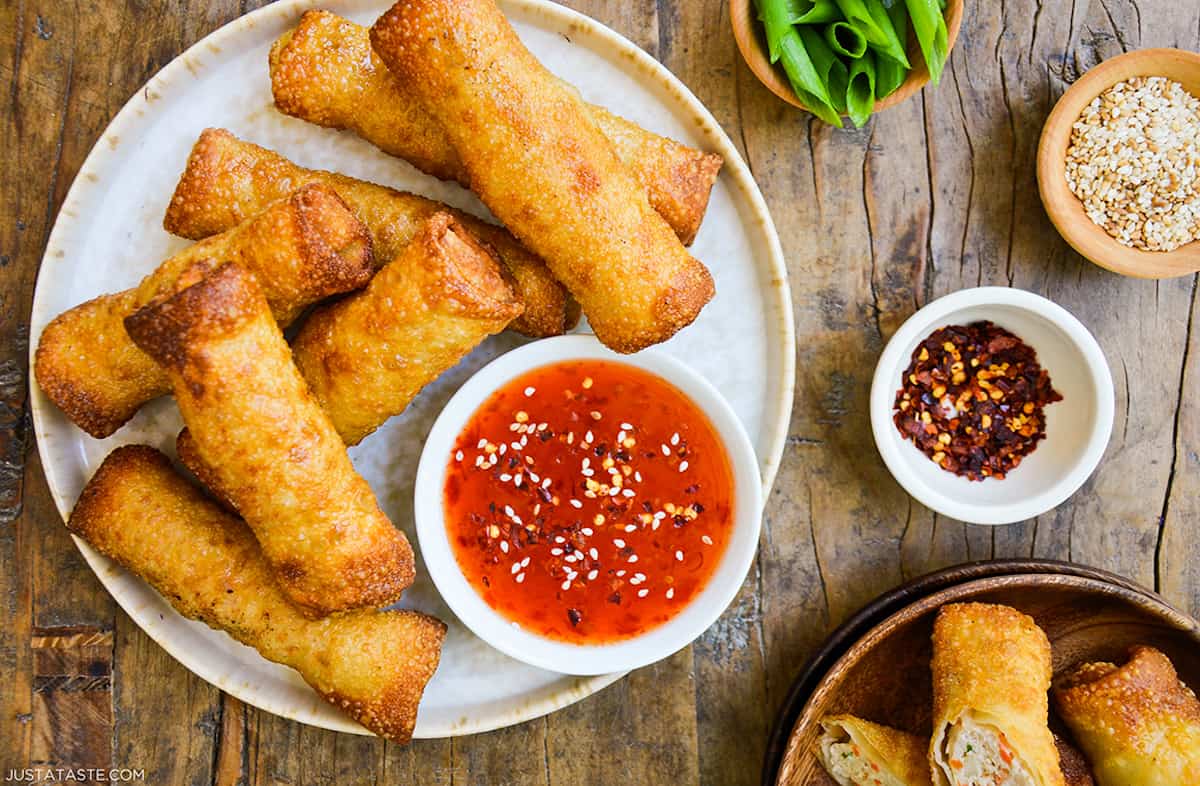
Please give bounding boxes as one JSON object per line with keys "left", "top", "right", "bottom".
{"left": 930, "top": 603, "right": 1064, "bottom": 786}
{"left": 293, "top": 212, "right": 523, "bottom": 445}
{"left": 269, "top": 9, "right": 722, "bottom": 245}
{"left": 68, "top": 445, "right": 445, "bottom": 743}
{"left": 34, "top": 183, "right": 372, "bottom": 438}
{"left": 1053, "top": 646, "right": 1200, "bottom": 786}
{"left": 818, "top": 715, "right": 932, "bottom": 786}
{"left": 370, "top": 0, "right": 715, "bottom": 353}
{"left": 124, "top": 263, "right": 414, "bottom": 617}
{"left": 164, "top": 128, "right": 576, "bottom": 338}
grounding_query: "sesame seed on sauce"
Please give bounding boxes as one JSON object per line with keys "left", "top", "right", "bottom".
{"left": 443, "top": 359, "right": 734, "bottom": 644}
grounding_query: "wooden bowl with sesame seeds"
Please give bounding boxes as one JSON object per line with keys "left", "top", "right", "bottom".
{"left": 773, "top": 572, "right": 1200, "bottom": 786}
{"left": 1038, "top": 48, "right": 1200, "bottom": 278}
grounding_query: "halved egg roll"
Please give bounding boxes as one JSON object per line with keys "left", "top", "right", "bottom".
{"left": 292, "top": 212, "right": 523, "bottom": 445}
{"left": 1054, "top": 646, "right": 1200, "bottom": 786}
{"left": 68, "top": 445, "right": 445, "bottom": 743}
{"left": 34, "top": 183, "right": 372, "bottom": 438}
{"left": 163, "top": 128, "right": 576, "bottom": 338}
{"left": 124, "top": 263, "right": 414, "bottom": 617}
{"left": 818, "top": 715, "right": 932, "bottom": 786}
{"left": 370, "top": 0, "right": 715, "bottom": 353}
{"left": 269, "top": 9, "right": 722, "bottom": 245}
{"left": 930, "top": 603, "right": 1064, "bottom": 786}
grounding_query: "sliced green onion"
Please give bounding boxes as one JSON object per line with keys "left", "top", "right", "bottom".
{"left": 777, "top": 28, "right": 843, "bottom": 126}
{"left": 905, "top": 0, "right": 948, "bottom": 85}
{"left": 833, "top": 0, "right": 910, "bottom": 68}
{"left": 798, "top": 25, "right": 849, "bottom": 114}
{"left": 824, "top": 21, "right": 868, "bottom": 58}
{"left": 793, "top": 0, "right": 842, "bottom": 23}
{"left": 845, "top": 50, "right": 877, "bottom": 127}
{"left": 873, "top": 0, "right": 909, "bottom": 98}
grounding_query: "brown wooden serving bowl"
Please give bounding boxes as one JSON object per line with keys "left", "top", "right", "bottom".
{"left": 730, "top": 0, "right": 964, "bottom": 116}
{"left": 1037, "top": 48, "right": 1200, "bottom": 278}
{"left": 774, "top": 573, "right": 1200, "bottom": 786}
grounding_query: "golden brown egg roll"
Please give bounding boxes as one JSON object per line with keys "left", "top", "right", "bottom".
{"left": 1053, "top": 646, "right": 1200, "bottom": 786}
{"left": 68, "top": 445, "right": 444, "bottom": 744}
{"left": 293, "top": 212, "right": 523, "bottom": 445}
{"left": 269, "top": 9, "right": 722, "bottom": 245}
{"left": 124, "top": 263, "right": 414, "bottom": 617}
{"left": 34, "top": 183, "right": 372, "bottom": 438}
{"left": 818, "top": 715, "right": 932, "bottom": 786}
{"left": 930, "top": 603, "right": 1064, "bottom": 786}
{"left": 163, "top": 128, "right": 576, "bottom": 338}
{"left": 369, "top": 0, "right": 715, "bottom": 353}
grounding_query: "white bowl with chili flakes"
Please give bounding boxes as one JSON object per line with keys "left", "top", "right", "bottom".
{"left": 414, "top": 335, "right": 763, "bottom": 675}
{"left": 870, "top": 288, "right": 1114, "bottom": 526}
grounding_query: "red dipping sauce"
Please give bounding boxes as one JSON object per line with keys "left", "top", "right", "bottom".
{"left": 443, "top": 359, "right": 735, "bottom": 644}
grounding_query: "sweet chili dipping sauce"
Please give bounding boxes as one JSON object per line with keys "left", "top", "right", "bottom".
{"left": 443, "top": 360, "right": 735, "bottom": 644}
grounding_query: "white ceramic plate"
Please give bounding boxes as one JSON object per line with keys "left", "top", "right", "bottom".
{"left": 29, "top": 0, "right": 794, "bottom": 737}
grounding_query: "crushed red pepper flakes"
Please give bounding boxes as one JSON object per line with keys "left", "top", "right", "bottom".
{"left": 893, "top": 321, "right": 1062, "bottom": 481}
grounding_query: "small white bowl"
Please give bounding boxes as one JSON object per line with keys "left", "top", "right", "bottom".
{"left": 869, "top": 288, "right": 1115, "bottom": 525}
{"left": 414, "top": 334, "right": 763, "bottom": 675}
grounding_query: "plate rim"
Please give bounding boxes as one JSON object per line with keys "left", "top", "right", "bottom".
{"left": 27, "top": 0, "right": 796, "bottom": 739}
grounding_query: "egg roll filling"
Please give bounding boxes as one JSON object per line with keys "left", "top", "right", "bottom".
{"left": 818, "top": 728, "right": 908, "bottom": 786}
{"left": 941, "top": 717, "right": 1037, "bottom": 786}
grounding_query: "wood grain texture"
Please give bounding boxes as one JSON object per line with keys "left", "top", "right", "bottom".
{"left": 1, "top": 1, "right": 1197, "bottom": 785}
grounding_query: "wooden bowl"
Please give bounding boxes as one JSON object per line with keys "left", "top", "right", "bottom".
{"left": 760, "top": 559, "right": 1154, "bottom": 786}
{"left": 1037, "top": 48, "right": 1200, "bottom": 278}
{"left": 730, "top": 0, "right": 964, "bottom": 116}
{"left": 774, "top": 572, "right": 1200, "bottom": 785}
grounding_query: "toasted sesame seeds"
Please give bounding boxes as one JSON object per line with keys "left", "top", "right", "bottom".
{"left": 515, "top": 411, "right": 529, "bottom": 423}
{"left": 702, "top": 535, "right": 713, "bottom": 545}
{"left": 590, "top": 410, "right": 602, "bottom": 420}
{"left": 582, "top": 376, "right": 593, "bottom": 389}
{"left": 1066, "top": 76, "right": 1200, "bottom": 252}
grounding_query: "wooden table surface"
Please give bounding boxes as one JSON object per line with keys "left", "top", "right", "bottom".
{"left": 3, "top": 1, "right": 1199, "bottom": 784}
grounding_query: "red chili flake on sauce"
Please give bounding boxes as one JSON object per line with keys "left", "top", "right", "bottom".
{"left": 443, "top": 359, "right": 735, "bottom": 644}
{"left": 893, "top": 322, "right": 1062, "bottom": 481}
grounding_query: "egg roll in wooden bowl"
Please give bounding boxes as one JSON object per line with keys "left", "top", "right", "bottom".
{"left": 774, "top": 573, "right": 1200, "bottom": 786}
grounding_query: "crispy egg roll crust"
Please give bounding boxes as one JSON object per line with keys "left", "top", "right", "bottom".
{"left": 930, "top": 603, "right": 1064, "bottom": 786}
{"left": 34, "top": 183, "right": 372, "bottom": 438}
{"left": 269, "top": 9, "right": 722, "bottom": 245}
{"left": 68, "top": 445, "right": 445, "bottom": 743}
{"left": 1054, "top": 646, "right": 1200, "bottom": 786}
{"left": 293, "top": 212, "right": 523, "bottom": 445}
{"left": 125, "top": 264, "right": 414, "bottom": 617}
{"left": 369, "top": 0, "right": 715, "bottom": 353}
{"left": 164, "top": 128, "right": 577, "bottom": 338}
{"left": 820, "top": 715, "right": 932, "bottom": 786}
